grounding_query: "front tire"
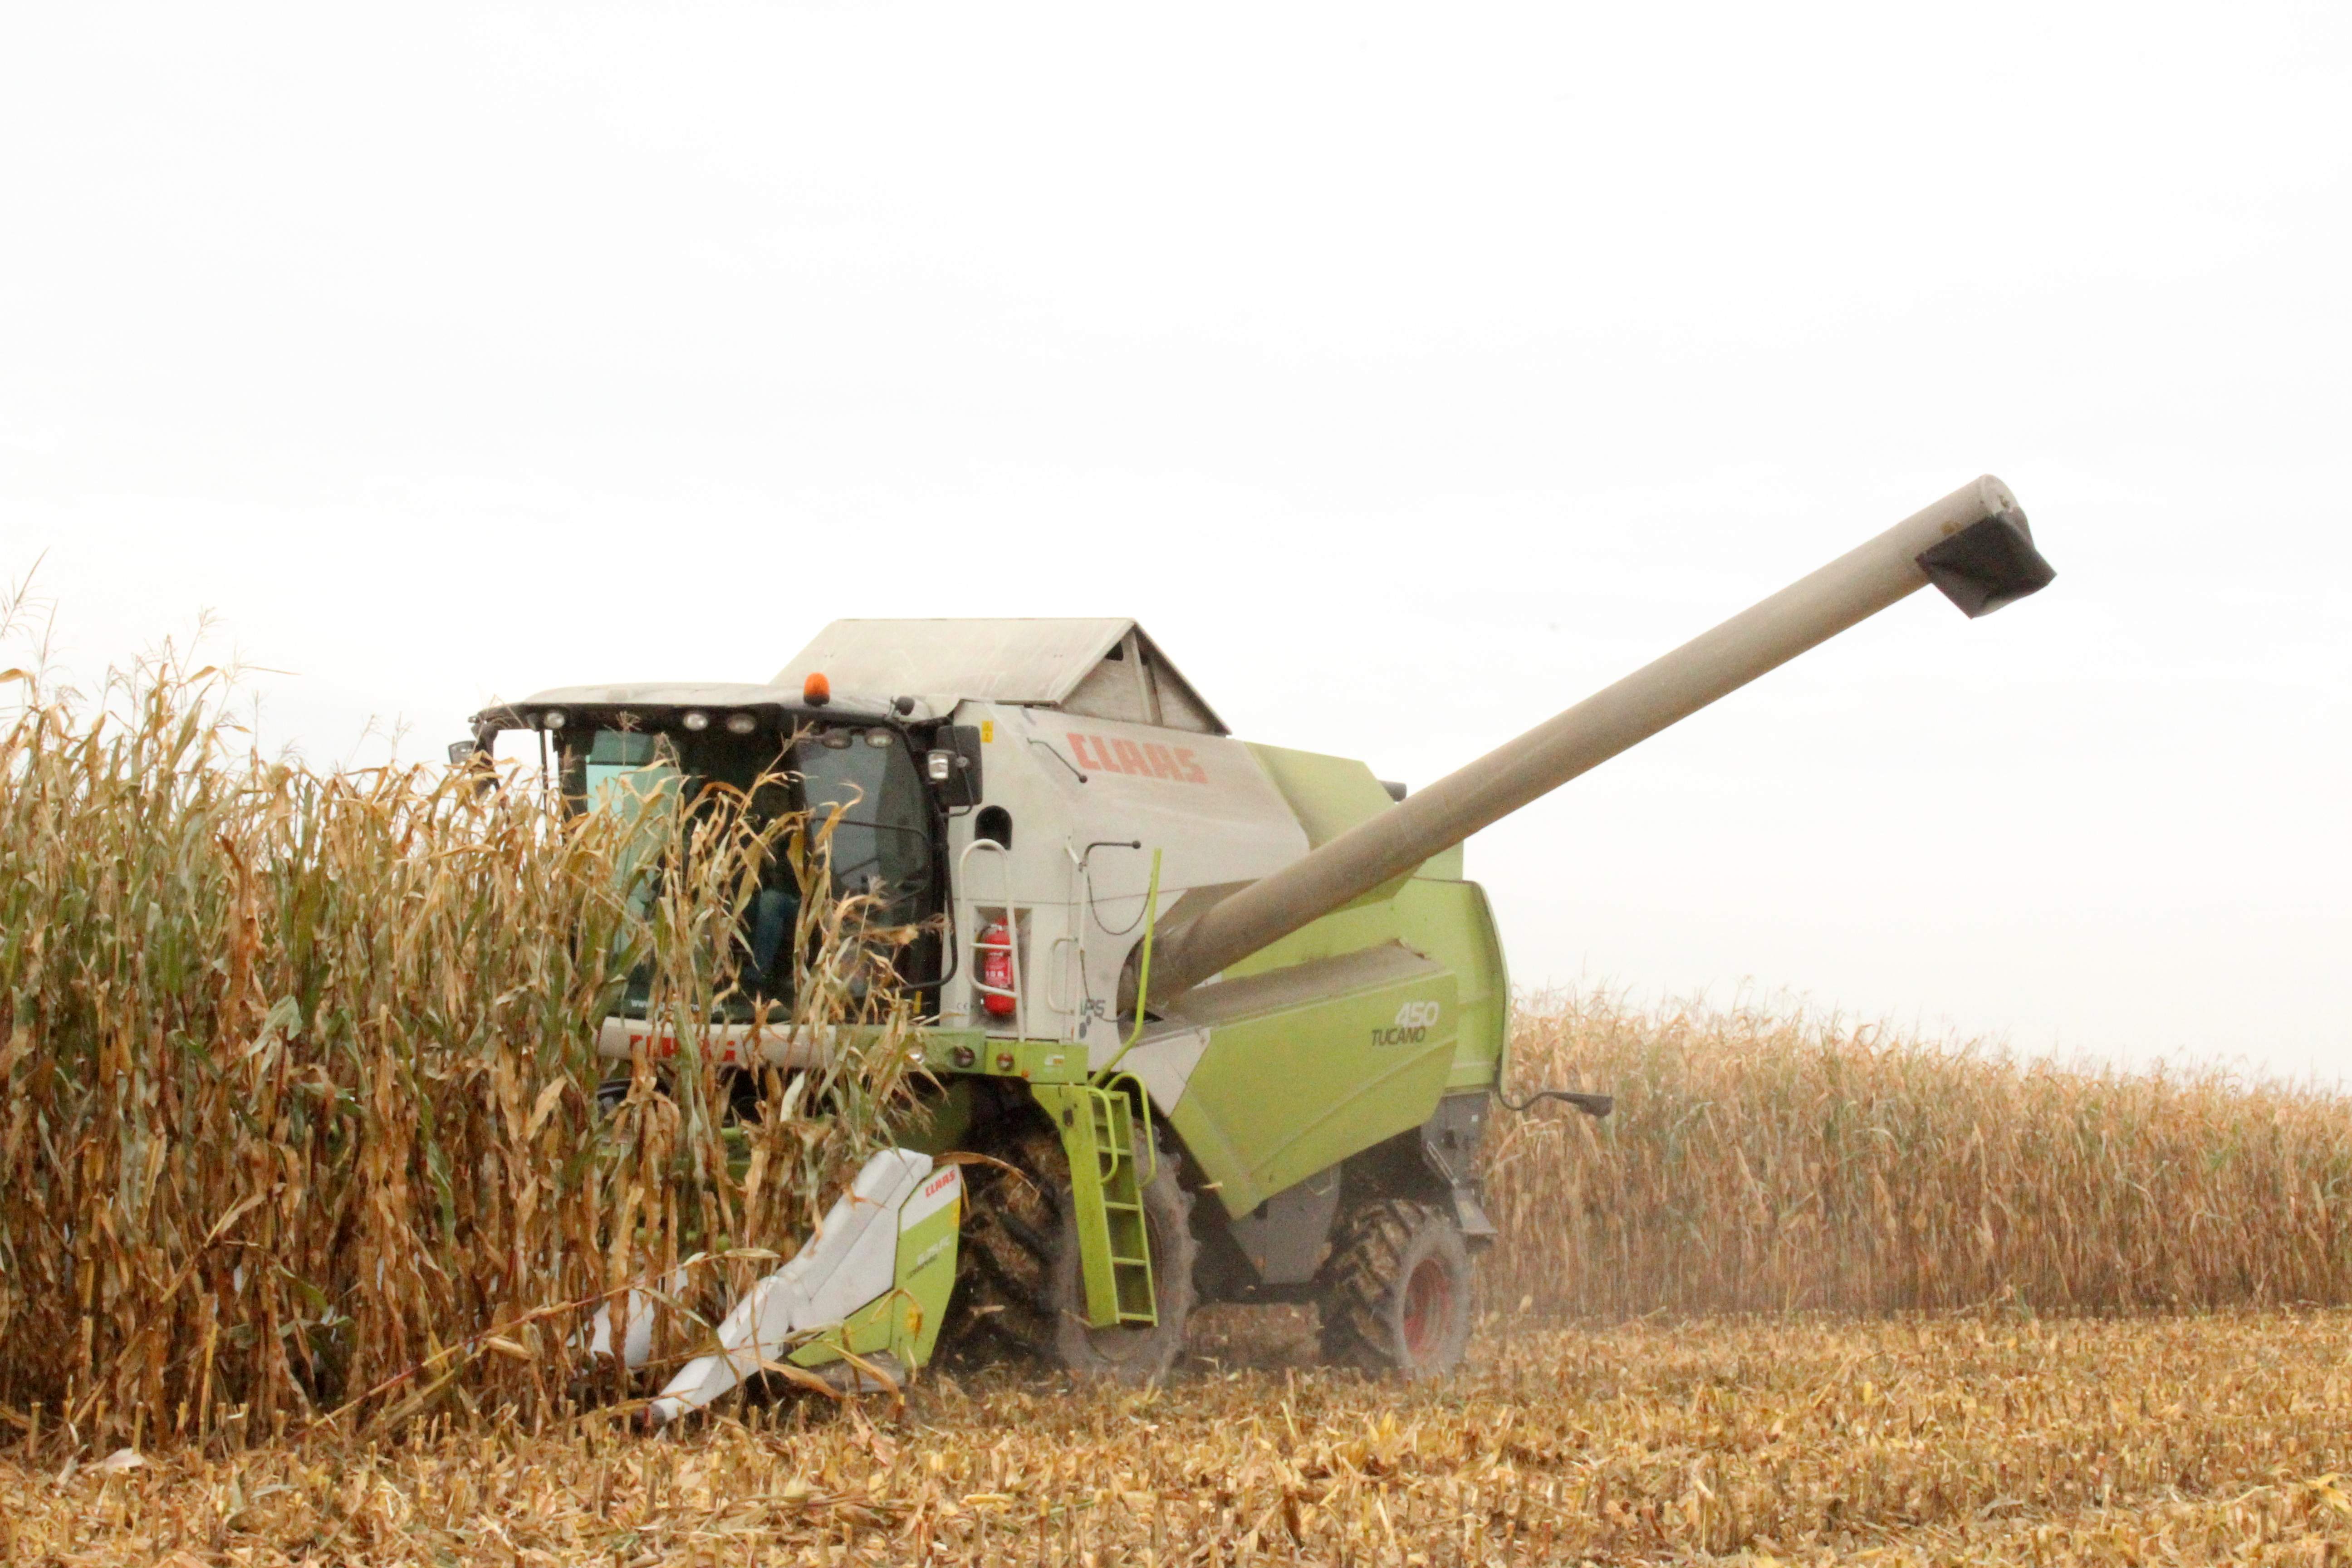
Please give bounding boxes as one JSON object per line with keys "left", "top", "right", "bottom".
{"left": 1317, "top": 1199, "right": 1472, "bottom": 1379}
{"left": 944, "top": 1120, "right": 1197, "bottom": 1382}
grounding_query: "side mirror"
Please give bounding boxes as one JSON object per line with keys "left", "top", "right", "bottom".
{"left": 447, "top": 740, "right": 479, "bottom": 765}
{"left": 925, "top": 724, "right": 984, "bottom": 809}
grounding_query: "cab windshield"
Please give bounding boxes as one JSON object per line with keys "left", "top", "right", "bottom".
{"left": 555, "top": 720, "right": 937, "bottom": 1016}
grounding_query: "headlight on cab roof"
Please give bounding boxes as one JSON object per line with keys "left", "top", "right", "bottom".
{"left": 681, "top": 710, "right": 710, "bottom": 732}
{"left": 725, "top": 712, "right": 758, "bottom": 735}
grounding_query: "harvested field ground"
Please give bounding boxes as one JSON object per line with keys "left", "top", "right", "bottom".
{"left": 7, "top": 1310, "right": 2351, "bottom": 1565}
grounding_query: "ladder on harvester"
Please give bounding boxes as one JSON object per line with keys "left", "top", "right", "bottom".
{"left": 1037, "top": 1082, "right": 1157, "bottom": 1328}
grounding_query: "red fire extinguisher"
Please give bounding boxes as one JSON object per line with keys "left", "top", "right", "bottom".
{"left": 977, "top": 920, "right": 1017, "bottom": 1017}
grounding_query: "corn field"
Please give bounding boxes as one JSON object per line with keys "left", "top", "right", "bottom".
{"left": 0, "top": 658, "right": 918, "bottom": 1453}
{"left": 1487, "top": 992, "right": 2352, "bottom": 1317}
{"left": 13, "top": 641, "right": 2352, "bottom": 1563}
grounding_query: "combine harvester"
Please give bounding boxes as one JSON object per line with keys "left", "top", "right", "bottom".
{"left": 469, "top": 477, "right": 2054, "bottom": 1416}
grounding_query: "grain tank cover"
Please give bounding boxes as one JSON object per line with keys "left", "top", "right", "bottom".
{"left": 776, "top": 618, "right": 1228, "bottom": 734}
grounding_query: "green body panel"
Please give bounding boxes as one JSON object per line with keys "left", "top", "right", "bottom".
{"left": 1223, "top": 875, "right": 1508, "bottom": 1093}
{"left": 1245, "top": 743, "right": 1429, "bottom": 906}
{"left": 1153, "top": 744, "right": 1509, "bottom": 1219}
{"left": 1457, "top": 878, "right": 1511, "bottom": 1090}
{"left": 1229, "top": 742, "right": 1504, "bottom": 1085}
{"left": 1168, "top": 960, "right": 1459, "bottom": 1217}
{"left": 1032, "top": 1081, "right": 1158, "bottom": 1328}
{"left": 790, "top": 1163, "right": 963, "bottom": 1373}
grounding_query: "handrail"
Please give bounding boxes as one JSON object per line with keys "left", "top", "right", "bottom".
{"left": 955, "top": 836, "right": 1024, "bottom": 1037}
{"left": 1090, "top": 848, "right": 1163, "bottom": 1087}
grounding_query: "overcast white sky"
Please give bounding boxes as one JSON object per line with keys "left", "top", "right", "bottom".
{"left": 5, "top": 3, "right": 2346, "bottom": 1079}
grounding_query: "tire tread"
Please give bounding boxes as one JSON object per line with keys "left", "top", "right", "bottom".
{"left": 1318, "top": 1198, "right": 1469, "bottom": 1377}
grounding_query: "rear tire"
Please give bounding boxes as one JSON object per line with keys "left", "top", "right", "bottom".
{"left": 943, "top": 1119, "right": 1196, "bottom": 1382}
{"left": 1317, "top": 1199, "right": 1471, "bottom": 1379}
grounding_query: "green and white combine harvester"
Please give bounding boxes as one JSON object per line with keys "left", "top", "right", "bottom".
{"left": 469, "top": 478, "right": 2055, "bottom": 1417}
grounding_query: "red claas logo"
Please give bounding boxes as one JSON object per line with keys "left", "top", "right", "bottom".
{"left": 1068, "top": 732, "right": 1210, "bottom": 784}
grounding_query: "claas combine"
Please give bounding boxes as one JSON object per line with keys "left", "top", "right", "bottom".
{"left": 466, "top": 476, "right": 2055, "bottom": 1415}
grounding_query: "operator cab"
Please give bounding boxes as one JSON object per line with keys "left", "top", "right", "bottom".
{"left": 464, "top": 681, "right": 982, "bottom": 1021}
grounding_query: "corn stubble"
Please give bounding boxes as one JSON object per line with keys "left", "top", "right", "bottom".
{"left": 5, "top": 1314, "right": 2351, "bottom": 1564}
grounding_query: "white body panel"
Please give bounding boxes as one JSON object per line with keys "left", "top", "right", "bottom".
{"left": 938, "top": 701, "right": 1308, "bottom": 1058}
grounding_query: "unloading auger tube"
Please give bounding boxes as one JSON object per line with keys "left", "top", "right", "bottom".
{"left": 1148, "top": 475, "right": 2055, "bottom": 1000}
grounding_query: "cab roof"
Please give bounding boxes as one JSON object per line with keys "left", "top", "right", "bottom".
{"left": 775, "top": 618, "right": 1226, "bottom": 735}
{"left": 479, "top": 681, "right": 894, "bottom": 729}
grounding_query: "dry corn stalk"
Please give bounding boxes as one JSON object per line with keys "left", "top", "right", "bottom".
{"left": 0, "top": 652, "right": 918, "bottom": 1449}
{"left": 1488, "top": 987, "right": 2352, "bottom": 1317}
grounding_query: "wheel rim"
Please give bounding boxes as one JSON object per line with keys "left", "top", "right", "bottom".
{"left": 1400, "top": 1257, "right": 1453, "bottom": 1363}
